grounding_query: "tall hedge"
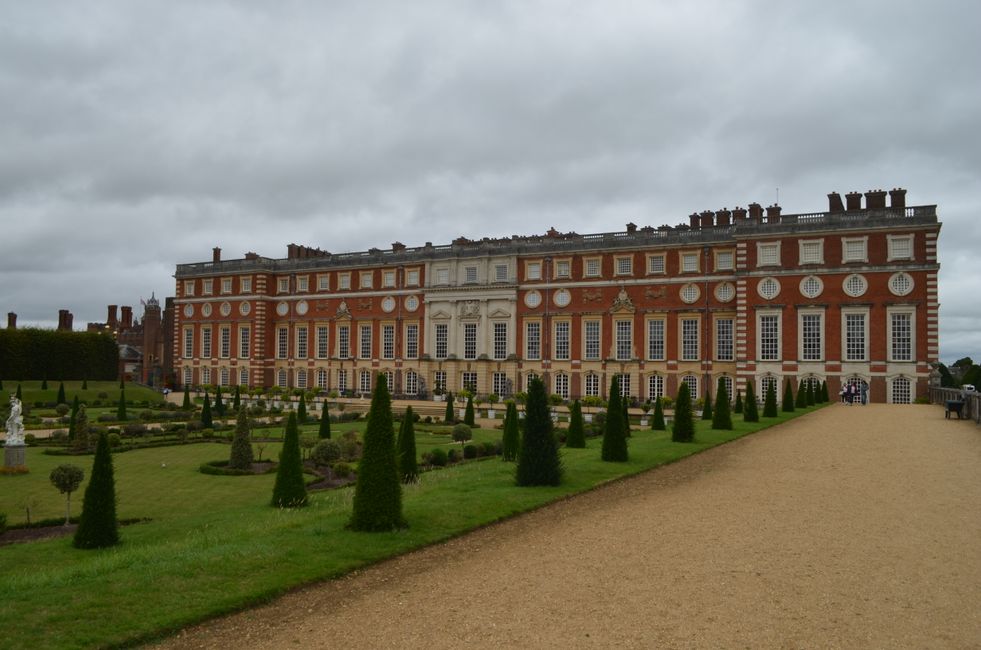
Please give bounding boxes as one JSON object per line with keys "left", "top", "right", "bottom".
{"left": 701, "top": 389, "right": 713, "bottom": 421}
{"left": 464, "top": 394, "right": 475, "bottom": 426}
{"left": 763, "top": 381, "right": 778, "bottom": 417}
{"left": 516, "top": 377, "right": 563, "bottom": 485}
{"left": 0, "top": 329, "right": 117, "bottom": 381}
{"left": 296, "top": 393, "right": 306, "bottom": 422}
{"left": 214, "top": 386, "right": 225, "bottom": 418}
{"left": 651, "top": 397, "right": 666, "bottom": 431}
{"left": 501, "top": 401, "right": 520, "bottom": 462}
{"left": 271, "top": 412, "right": 307, "bottom": 508}
{"left": 601, "top": 378, "right": 629, "bottom": 461}
{"left": 672, "top": 382, "right": 696, "bottom": 443}
{"left": 396, "top": 406, "right": 418, "bottom": 483}
{"left": 73, "top": 433, "right": 119, "bottom": 549}
{"left": 228, "top": 409, "right": 254, "bottom": 470}
{"left": 565, "top": 400, "right": 586, "bottom": 448}
{"left": 783, "top": 379, "right": 796, "bottom": 412}
{"left": 712, "top": 377, "right": 733, "bottom": 430}
{"left": 56, "top": 382, "right": 66, "bottom": 405}
{"left": 444, "top": 392, "right": 454, "bottom": 423}
{"left": 350, "top": 374, "right": 405, "bottom": 531}
{"left": 743, "top": 381, "right": 759, "bottom": 422}
{"left": 68, "top": 396, "right": 80, "bottom": 442}
{"left": 318, "top": 401, "right": 332, "bottom": 439}
{"left": 201, "top": 392, "right": 213, "bottom": 429}
{"left": 116, "top": 388, "right": 127, "bottom": 421}
{"left": 795, "top": 380, "right": 807, "bottom": 408}
{"left": 821, "top": 380, "right": 830, "bottom": 403}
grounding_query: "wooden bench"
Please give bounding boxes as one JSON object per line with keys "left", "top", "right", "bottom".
{"left": 945, "top": 400, "right": 965, "bottom": 419}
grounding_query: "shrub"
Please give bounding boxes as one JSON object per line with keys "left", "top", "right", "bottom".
{"left": 671, "top": 382, "right": 695, "bottom": 443}
{"left": 397, "top": 406, "right": 418, "bottom": 483}
{"left": 464, "top": 394, "right": 475, "bottom": 426}
{"left": 481, "top": 441, "right": 498, "bottom": 456}
{"left": 601, "top": 379, "right": 629, "bottom": 461}
{"left": 139, "top": 409, "right": 153, "bottom": 421}
{"left": 821, "top": 380, "right": 830, "bottom": 403}
{"left": 501, "top": 401, "right": 520, "bottom": 462}
{"left": 311, "top": 440, "right": 342, "bottom": 466}
{"left": 651, "top": 397, "right": 666, "bottom": 431}
{"left": 271, "top": 412, "right": 308, "bottom": 508}
{"left": 516, "top": 377, "right": 563, "bottom": 485}
{"left": 49, "top": 464, "right": 85, "bottom": 525}
{"left": 340, "top": 438, "right": 363, "bottom": 462}
{"left": 701, "top": 390, "right": 713, "bottom": 421}
{"left": 349, "top": 374, "right": 405, "bottom": 531}
{"left": 297, "top": 393, "right": 307, "bottom": 422}
{"left": 201, "top": 392, "right": 213, "bottom": 429}
{"left": 97, "top": 391, "right": 109, "bottom": 399}
{"left": 117, "top": 388, "right": 127, "bottom": 421}
{"left": 51, "top": 429, "right": 67, "bottom": 441}
{"left": 123, "top": 423, "right": 147, "bottom": 436}
{"left": 332, "top": 462, "right": 353, "bottom": 479}
{"left": 107, "top": 433, "right": 121, "bottom": 448}
{"left": 763, "top": 381, "right": 778, "bottom": 417}
{"left": 712, "top": 377, "right": 733, "bottom": 430}
{"left": 806, "top": 381, "right": 816, "bottom": 406}
{"left": 428, "top": 448, "right": 448, "bottom": 467}
{"left": 444, "top": 391, "right": 454, "bottom": 423}
{"left": 447, "top": 448, "right": 460, "bottom": 463}
{"left": 55, "top": 403, "right": 70, "bottom": 417}
{"left": 743, "top": 381, "right": 759, "bottom": 422}
{"left": 795, "top": 380, "right": 807, "bottom": 409}
{"left": 73, "top": 433, "right": 119, "bottom": 549}
{"left": 318, "top": 401, "right": 331, "bottom": 439}
{"left": 451, "top": 423, "right": 472, "bottom": 446}
{"left": 565, "top": 400, "right": 586, "bottom": 448}
{"left": 734, "top": 390, "right": 743, "bottom": 414}
{"left": 463, "top": 444, "right": 479, "bottom": 459}
{"left": 228, "top": 409, "right": 254, "bottom": 471}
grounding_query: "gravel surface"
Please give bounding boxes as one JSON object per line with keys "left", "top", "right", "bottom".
{"left": 156, "top": 404, "right": 981, "bottom": 649}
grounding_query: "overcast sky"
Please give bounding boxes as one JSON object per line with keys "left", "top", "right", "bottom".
{"left": 1, "top": 1, "right": 979, "bottom": 363}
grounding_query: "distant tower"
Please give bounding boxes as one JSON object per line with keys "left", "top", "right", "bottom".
{"left": 142, "top": 293, "right": 163, "bottom": 386}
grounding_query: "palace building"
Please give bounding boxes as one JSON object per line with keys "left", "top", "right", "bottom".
{"left": 172, "top": 188, "right": 939, "bottom": 404}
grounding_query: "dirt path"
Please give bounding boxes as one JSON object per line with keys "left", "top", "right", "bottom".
{"left": 157, "top": 405, "right": 981, "bottom": 649}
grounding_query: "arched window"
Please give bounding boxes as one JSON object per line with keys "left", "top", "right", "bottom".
{"left": 296, "top": 369, "right": 307, "bottom": 389}
{"left": 277, "top": 368, "right": 288, "bottom": 388}
{"left": 359, "top": 369, "right": 372, "bottom": 394}
{"left": 648, "top": 374, "right": 664, "bottom": 401}
{"left": 759, "top": 375, "right": 778, "bottom": 401}
{"left": 183, "top": 367, "right": 193, "bottom": 387}
{"left": 584, "top": 373, "right": 600, "bottom": 397}
{"left": 316, "top": 369, "right": 328, "bottom": 389}
{"left": 526, "top": 373, "right": 539, "bottom": 390}
{"left": 405, "top": 371, "right": 418, "bottom": 395}
{"left": 680, "top": 374, "right": 698, "bottom": 399}
{"left": 554, "top": 373, "right": 569, "bottom": 399}
{"left": 384, "top": 371, "right": 395, "bottom": 393}
{"left": 220, "top": 367, "right": 230, "bottom": 387}
{"left": 891, "top": 376, "right": 911, "bottom": 404}
{"left": 239, "top": 368, "right": 249, "bottom": 386}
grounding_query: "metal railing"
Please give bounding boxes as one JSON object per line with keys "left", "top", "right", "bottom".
{"left": 928, "top": 386, "right": 981, "bottom": 424}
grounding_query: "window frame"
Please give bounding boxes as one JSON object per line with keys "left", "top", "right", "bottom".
{"left": 757, "top": 241, "right": 781, "bottom": 268}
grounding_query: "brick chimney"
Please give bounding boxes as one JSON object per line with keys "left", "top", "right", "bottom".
{"left": 107, "top": 305, "right": 118, "bottom": 328}
{"left": 732, "top": 206, "right": 748, "bottom": 222}
{"left": 7, "top": 312, "right": 16, "bottom": 329}
{"left": 212, "top": 247, "right": 221, "bottom": 263}
{"left": 845, "top": 191, "right": 862, "bottom": 211}
{"left": 748, "top": 203, "right": 764, "bottom": 222}
{"left": 689, "top": 213, "right": 700, "bottom": 230}
{"left": 766, "top": 204, "right": 782, "bottom": 224}
{"left": 57, "top": 309, "right": 70, "bottom": 330}
{"left": 625, "top": 222, "right": 637, "bottom": 234}
{"left": 715, "top": 208, "right": 731, "bottom": 226}
{"left": 889, "top": 187, "right": 907, "bottom": 210}
{"left": 828, "top": 192, "right": 845, "bottom": 213}
{"left": 865, "top": 189, "right": 887, "bottom": 210}
{"left": 65, "top": 311, "right": 74, "bottom": 330}
{"left": 392, "top": 241, "right": 406, "bottom": 253}
{"left": 121, "top": 306, "right": 133, "bottom": 330}
{"left": 244, "top": 251, "right": 259, "bottom": 260}
{"left": 699, "top": 211, "right": 714, "bottom": 229}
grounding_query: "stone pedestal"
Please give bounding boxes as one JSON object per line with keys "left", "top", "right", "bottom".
{"left": 5, "top": 444, "right": 26, "bottom": 468}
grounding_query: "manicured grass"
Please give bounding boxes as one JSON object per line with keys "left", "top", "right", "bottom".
{"left": 0, "top": 405, "right": 824, "bottom": 649}
{"left": 0, "top": 381, "right": 163, "bottom": 407}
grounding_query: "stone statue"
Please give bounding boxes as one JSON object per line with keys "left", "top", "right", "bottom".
{"left": 5, "top": 396, "right": 25, "bottom": 446}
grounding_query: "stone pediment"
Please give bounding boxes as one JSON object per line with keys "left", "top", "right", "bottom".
{"left": 609, "top": 286, "right": 636, "bottom": 314}
{"left": 488, "top": 308, "right": 511, "bottom": 319}
{"left": 431, "top": 309, "right": 452, "bottom": 320}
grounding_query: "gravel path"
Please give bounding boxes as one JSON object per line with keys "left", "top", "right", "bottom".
{"left": 157, "top": 405, "right": 981, "bottom": 649}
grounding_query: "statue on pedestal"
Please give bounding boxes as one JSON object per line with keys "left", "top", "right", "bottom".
{"left": 5, "top": 396, "right": 25, "bottom": 446}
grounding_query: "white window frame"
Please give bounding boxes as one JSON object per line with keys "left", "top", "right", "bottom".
{"left": 359, "top": 324, "right": 372, "bottom": 359}
{"left": 526, "top": 261, "right": 542, "bottom": 281}
{"left": 316, "top": 326, "right": 329, "bottom": 359}
{"left": 434, "top": 323, "right": 448, "bottom": 359}
{"left": 757, "top": 241, "right": 781, "bottom": 267}
{"left": 382, "top": 324, "right": 395, "bottom": 360}
{"left": 203, "top": 279, "right": 214, "bottom": 295}
{"left": 463, "top": 322, "right": 478, "bottom": 360}
{"left": 714, "top": 250, "right": 735, "bottom": 271}
{"left": 221, "top": 277, "right": 232, "bottom": 294}
{"left": 585, "top": 257, "right": 602, "bottom": 278}
{"left": 435, "top": 268, "right": 450, "bottom": 285}
{"left": 464, "top": 266, "right": 478, "bottom": 284}
{"left": 887, "top": 234, "right": 914, "bottom": 261}
{"left": 240, "top": 276, "right": 252, "bottom": 293}
{"left": 494, "top": 264, "right": 509, "bottom": 283}
{"left": 183, "top": 327, "right": 193, "bottom": 359}
{"left": 183, "top": 280, "right": 194, "bottom": 297}
{"left": 842, "top": 308, "right": 869, "bottom": 362}
{"left": 615, "top": 319, "right": 632, "bottom": 361}
{"left": 493, "top": 322, "right": 508, "bottom": 360}
{"left": 584, "top": 374, "right": 600, "bottom": 397}
{"left": 842, "top": 236, "right": 869, "bottom": 263}
{"left": 239, "top": 326, "right": 250, "bottom": 359}
{"left": 887, "top": 308, "right": 915, "bottom": 362}
{"left": 337, "top": 325, "right": 350, "bottom": 359}
{"left": 360, "top": 272, "right": 373, "bottom": 289}
{"left": 525, "top": 321, "right": 541, "bottom": 360}
{"left": 201, "top": 327, "right": 212, "bottom": 359}
{"left": 296, "top": 326, "right": 308, "bottom": 359}
{"left": 758, "top": 311, "right": 781, "bottom": 362}
{"left": 584, "top": 320, "right": 601, "bottom": 360}
{"left": 648, "top": 374, "right": 664, "bottom": 401}
{"left": 317, "top": 274, "right": 329, "bottom": 291}
{"left": 798, "top": 239, "right": 824, "bottom": 265}
{"left": 614, "top": 256, "right": 633, "bottom": 276}
{"left": 277, "top": 277, "right": 289, "bottom": 293}
{"left": 799, "top": 310, "right": 824, "bottom": 362}
{"left": 219, "top": 325, "right": 231, "bottom": 359}
{"left": 646, "top": 254, "right": 665, "bottom": 275}
{"left": 647, "top": 318, "right": 665, "bottom": 361}
{"left": 405, "top": 324, "right": 419, "bottom": 359}
{"left": 554, "top": 373, "right": 569, "bottom": 399}
{"left": 715, "top": 318, "right": 733, "bottom": 361}
{"left": 383, "top": 270, "right": 396, "bottom": 288}
{"left": 276, "top": 327, "right": 287, "bottom": 359}
{"left": 681, "top": 318, "right": 699, "bottom": 361}
{"left": 554, "top": 321, "right": 570, "bottom": 360}
{"left": 680, "top": 251, "right": 699, "bottom": 273}
{"left": 297, "top": 276, "right": 309, "bottom": 292}
{"left": 406, "top": 268, "right": 420, "bottom": 286}
{"left": 554, "top": 259, "right": 571, "bottom": 279}
{"left": 338, "top": 273, "right": 351, "bottom": 290}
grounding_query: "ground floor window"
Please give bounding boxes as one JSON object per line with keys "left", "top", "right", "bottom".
{"left": 277, "top": 368, "right": 287, "bottom": 388}
{"left": 584, "top": 374, "right": 600, "bottom": 397}
{"left": 359, "top": 369, "right": 372, "bottom": 393}
{"left": 719, "top": 375, "right": 733, "bottom": 403}
{"left": 337, "top": 370, "right": 348, "bottom": 393}
{"left": 891, "top": 377, "right": 911, "bottom": 404}
{"left": 183, "top": 367, "right": 193, "bottom": 386}
{"left": 526, "top": 373, "right": 539, "bottom": 391}
{"left": 296, "top": 369, "right": 307, "bottom": 389}
{"left": 202, "top": 367, "right": 211, "bottom": 385}
{"left": 316, "top": 369, "right": 328, "bottom": 389}
{"left": 647, "top": 374, "right": 664, "bottom": 401}
{"left": 760, "top": 375, "right": 778, "bottom": 402}
{"left": 493, "top": 372, "right": 509, "bottom": 397}
{"left": 554, "top": 373, "right": 569, "bottom": 399}
{"left": 680, "top": 374, "right": 698, "bottom": 399}
{"left": 617, "top": 374, "right": 631, "bottom": 399}
{"left": 239, "top": 368, "right": 249, "bottom": 386}
{"left": 434, "top": 371, "right": 446, "bottom": 393}
{"left": 405, "top": 371, "right": 418, "bottom": 395}
{"left": 462, "top": 371, "right": 477, "bottom": 393}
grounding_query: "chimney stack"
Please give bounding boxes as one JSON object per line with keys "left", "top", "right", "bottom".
{"left": 58, "top": 309, "right": 70, "bottom": 330}
{"left": 715, "top": 208, "right": 731, "bottom": 226}
{"left": 625, "top": 222, "right": 637, "bottom": 234}
{"left": 732, "top": 206, "right": 748, "bottom": 222}
{"left": 212, "top": 247, "right": 221, "bottom": 263}
{"left": 748, "top": 202, "right": 764, "bottom": 222}
{"left": 889, "top": 187, "right": 907, "bottom": 210}
{"left": 121, "top": 306, "right": 133, "bottom": 330}
{"left": 865, "top": 189, "right": 887, "bottom": 210}
{"left": 7, "top": 312, "right": 16, "bottom": 329}
{"left": 699, "top": 210, "right": 715, "bottom": 229}
{"left": 766, "top": 204, "right": 782, "bottom": 224}
{"left": 845, "top": 191, "right": 862, "bottom": 211}
{"left": 689, "top": 213, "right": 700, "bottom": 230}
{"left": 107, "top": 305, "right": 118, "bottom": 328}
{"left": 828, "top": 192, "right": 845, "bottom": 213}
{"left": 392, "top": 241, "right": 406, "bottom": 253}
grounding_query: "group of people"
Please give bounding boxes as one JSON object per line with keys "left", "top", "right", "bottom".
{"left": 840, "top": 382, "right": 868, "bottom": 405}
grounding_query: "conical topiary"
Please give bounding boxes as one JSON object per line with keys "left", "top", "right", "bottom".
{"left": 516, "top": 377, "right": 563, "bottom": 485}
{"left": 672, "top": 381, "right": 695, "bottom": 443}
{"left": 821, "top": 380, "right": 829, "bottom": 403}
{"left": 16, "top": 384, "right": 22, "bottom": 400}
{"left": 701, "top": 389, "right": 713, "bottom": 421}
{"left": 501, "top": 402, "right": 520, "bottom": 462}
{"left": 201, "top": 391, "right": 213, "bottom": 429}
{"left": 297, "top": 392, "right": 307, "bottom": 422}
{"left": 116, "top": 388, "right": 127, "bottom": 421}
{"left": 68, "top": 395, "right": 80, "bottom": 442}
{"left": 57, "top": 382, "right": 66, "bottom": 406}
{"left": 734, "top": 390, "right": 743, "bottom": 414}
{"left": 565, "top": 400, "right": 586, "bottom": 448}
{"left": 42, "top": 378, "right": 48, "bottom": 390}
{"left": 806, "top": 381, "right": 816, "bottom": 406}
{"left": 73, "top": 433, "right": 119, "bottom": 549}
{"left": 464, "top": 394, "right": 475, "bottom": 426}
{"left": 214, "top": 386, "right": 225, "bottom": 418}
{"left": 601, "top": 378, "right": 629, "bottom": 461}
{"left": 350, "top": 374, "right": 404, "bottom": 530}
{"left": 763, "top": 380, "right": 778, "bottom": 417}
{"left": 233, "top": 385, "right": 241, "bottom": 410}
{"left": 396, "top": 406, "right": 418, "bottom": 483}
{"left": 651, "top": 397, "right": 666, "bottom": 431}
{"left": 796, "top": 380, "right": 807, "bottom": 408}
{"left": 318, "top": 400, "right": 331, "bottom": 439}
{"left": 229, "top": 409, "right": 254, "bottom": 470}
{"left": 444, "top": 391, "right": 454, "bottom": 423}
{"left": 784, "top": 379, "right": 796, "bottom": 412}
{"left": 743, "top": 381, "right": 759, "bottom": 422}
{"left": 271, "top": 412, "right": 307, "bottom": 508}
{"left": 712, "top": 377, "right": 733, "bottom": 430}
{"left": 73, "top": 405, "right": 90, "bottom": 451}
{"left": 182, "top": 385, "right": 192, "bottom": 410}
{"left": 82, "top": 378, "right": 88, "bottom": 390}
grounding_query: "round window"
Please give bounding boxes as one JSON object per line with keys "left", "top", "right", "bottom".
{"left": 239, "top": 301, "right": 251, "bottom": 316}
{"left": 201, "top": 303, "right": 213, "bottom": 317}
{"left": 276, "top": 302, "right": 289, "bottom": 316}
{"left": 714, "top": 282, "right": 735, "bottom": 303}
{"left": 219, "top": 302, "right": 231, "bottom": 317}
{"left": 799, "top": 275, "right": 823, "bottom": 299}
{"left": 843, "top": 274, "right": 868, "bottom": 298}
{"left": 757, "top": 277, "right": 781, "bottom": 300}
{"left": 524, "top": 290, "right": 542, "bottom": 308}
{"left": 680, "top": 283, "right": 700, "bottom": 304}
{"left": 405, "top": 296, "right": 419, "bottom": 312}
{"left": 553, "top": 289, "right": 571, "bottom": 308}
{"left": 183, "top": 304, "right": 194, "bottom": 318}
{"left": 381, "top": 296, "right": 396, "bottom": 313}
{"left": 889, "top": 272, "right": 913, "bottom": 296}
{"left": 296, "top": 300, "right": 309, "bottom": 316}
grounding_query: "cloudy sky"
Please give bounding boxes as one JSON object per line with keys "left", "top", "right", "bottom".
{"left": 1, "top": 1, "right": 979, "bottom": 363}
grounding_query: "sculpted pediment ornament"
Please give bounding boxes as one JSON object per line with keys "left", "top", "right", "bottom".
{"left": 458, "top": 300, "right": 481, "bottom": 318}
{"left": 582, "top": 289, "right": 603, "bottom": 304}
{"left": 336, "top": 300, "right": 351, "bottom": 319}
{"left": 431, "top": 309, "right": 452, "bottom": 320}
{"left": 488, "top": 307, "right": 511, "bottom": 319}
{"left": 610, "top": 286, "right": 636, "bottom": 314}
{"left": 644, "top": 286, "right": 666, "bottom": 301}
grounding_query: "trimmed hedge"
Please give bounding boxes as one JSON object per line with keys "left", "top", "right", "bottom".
{"left": 0, "top": 329, "right": 117, "bottom": 380}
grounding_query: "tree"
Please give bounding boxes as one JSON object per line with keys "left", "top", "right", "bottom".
{"left": 16, "top": 384, "right": 22, "bottom": 400}
{"left": 42, "top": 378, "right": 48, "bottom": 390}
{"left": 297, "top": 392, "right": 307, "bottom": 422}
{"left": 119, "top": 377, "right": 124, "bottom": 389}
{"left": 701, "top": 389, "right": 713, "bottom": 421}
{"left": 805, "top": 381, "right": 816, "bottom": 406}
{"left": 201, "top": 391, "right": 213, "bottom": 429}
{"left": 501, "top": 401, "right": 520, "bottom": 462}
{"left": 712, "top": 377, "right": 733, "bottom": 430}
{"left": 396, "top": 406, "right": 418, "bottom": 483}
{"left": 651, "top": 397, "right": 666, "bottom": 431}
{"left": 182, "top": 385, "right": 192, "bottom": 410}
{"left": 743, "top": 381, "right": 759, "bottom": 422}
{"left": 73, "top": 405, "right": 90, "bottom": 451}
{"left": 271, "top": 412, "right": 307, "bottom": 508}
{"left": 784, "top": 379, "right": 796, "bottom": 412}
{"left": 464, "top": 394, "right": 475, "bottom": 426}
{"left": 73, "top": 433, "right": 119, "bottom": 549}
{"left": 82, "top": 378, "right": 88, "bottom": 390}
{"left": 516, "top": 377, "right": 563, "bottom": 485}
{"left": 672, "top": 382, "right": 696, "bottom": 443}
{"left": 734, "top": 390, "right": 743, "bottom": 414}
{"left": 601, "top": 378, "right": 629, "bottom": 461}
{"left": 228, "top": 409, "right": 254, "bottom": 471}
{"left": 565, "top": 400, "right": 586, "bottom": 448}
{"left": 117, "top": 387, "right": 127, "bottom": 421}
{"left": 68, "top": 395, "right": 80, "bottom": 442}
{"left": 233, "top": 385, "right": 241, "bottom": 410}
{"left": 318, "top": 401, "right": 332, "bottom": 439}
{"left": 821, "top": 380, "right": 830, "bottom": 403}
{"left": 621, "top": 395, "right": 631, "bottom": 437}
{"left": 214, "top": 386, "right": 225, "bottom": 418}
{"left": 452, "top": 423, "right": 472, "bottom": 448}
{"left": 795, "top": 380, "right": 808, "bottom": 408}
{"left": 762, "top": 380, "right": 778, "bottom": 417}
{"left": 56, "top": 382, "right": 66, "bottom": 406}
{"left": 444, "top": 391, "right": 454, "bottom": 423}
{"left": 49, "top": 464, "right": 84, "bottom": 525}
{"left": 350, "top": 374, "right": 404, "bottom": 530}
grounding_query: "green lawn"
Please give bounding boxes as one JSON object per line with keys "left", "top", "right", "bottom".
{"left": 0, "top": 406, "right": 824, "bottom": 649}
{"left": 1, "top": 380, "right": 163, "bottom": 407}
